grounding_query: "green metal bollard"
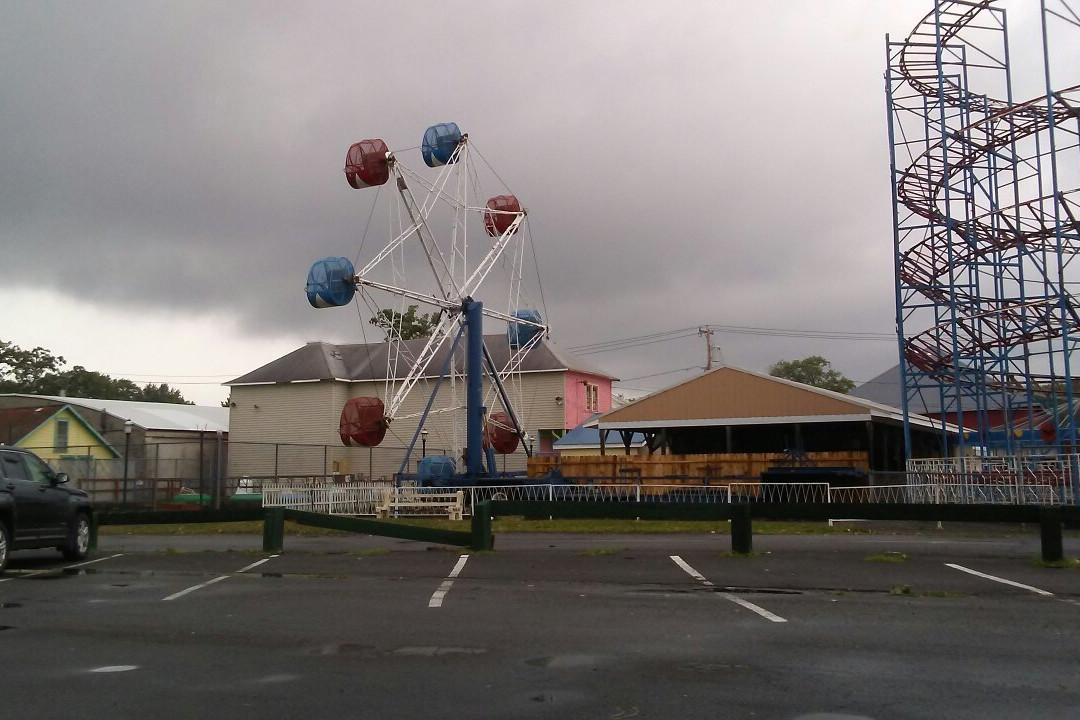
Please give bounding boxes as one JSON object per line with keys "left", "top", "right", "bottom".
{"left": 1039, "top": 507, "right": 1064, "bottom": 563}
{"left": 89, "top": 513, "right": 99, "bottom": 551}
{"left": 731, "top": 503, "right": 753, "bottom": 555}
{"left": 471, "top": 500, "right": 494, "bottom": 551}
{"left": 263, "top": 508, "right": 285, "bottom": 553}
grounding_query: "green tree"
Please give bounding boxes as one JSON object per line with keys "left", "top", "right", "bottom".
{"left": 370, "top": 305, "right": 440, "bottom": 340}
{"left": 0, "top": 340, "right": 65, "bottom": 393}
{"left": 37, "top": 366, "right": 142, "bottom": 400}
{"left": 0, "top": 339, "right": 193, "bottom": 403}
{"left": 768, "top": 355, "right": 855, "bottom": 394}
{"left": 139, "top": 383, "right": 193, "bottom": 404}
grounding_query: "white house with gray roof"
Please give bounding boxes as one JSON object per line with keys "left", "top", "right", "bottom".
{"left": 225, "top": 335, "right": 617, "bottom": 480}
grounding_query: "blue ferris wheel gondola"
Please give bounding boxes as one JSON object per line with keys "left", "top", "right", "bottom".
{"left": 508, "top": 309, "right": 543, "bottom": 349}
{"left": 422, "top": 122, "right": 463, "bottom": 167}
{"left": 306, "top": 257, "right": 356, "bottom": 308}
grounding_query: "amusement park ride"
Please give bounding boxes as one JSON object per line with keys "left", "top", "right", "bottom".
{"left": 305, "top": 123, "right": 547, "bottom": 484}
{"left": 887, "top": 0, "right": 1080, "bottom": 456}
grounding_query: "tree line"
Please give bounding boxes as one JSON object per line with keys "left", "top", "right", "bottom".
{"left": 0, "top": 339, "right": 192, "bottom": 404}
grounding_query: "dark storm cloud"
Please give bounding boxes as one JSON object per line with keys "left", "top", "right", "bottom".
{"left": 2, "top": 1, "right": 941, "bottom": 387}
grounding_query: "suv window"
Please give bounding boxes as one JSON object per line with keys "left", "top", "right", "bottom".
{"left": 1, "top": 451, "right": 31, "bottom": 481}
{"left": 22, "top": 453, "right": 56, "bottom": 487}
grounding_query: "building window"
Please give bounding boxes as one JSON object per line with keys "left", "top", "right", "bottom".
{"left": 54, "top": 420, "right": 69, "bottom": 452}
{"left": 585, "top": 383, "right": 599, "bottom": 412}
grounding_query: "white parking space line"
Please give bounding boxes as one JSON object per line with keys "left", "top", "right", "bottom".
{"left": 237, "top": 555, "right": 279, "bottom": 574}
{"left": 66, "top": 553, "right": 123, "bottom": 569}
{"left": 670, "top": 555, "right": 713, "bottom": 585}
{"left": 945, "top": 563, "right": 1054, "bottom": 596}
{"left": 429, "top": 554, "right": 470, "bottom": 608}
{"left": 163, "top": 575, "right": 230, "bottom": 601}
{"left": 670, "top": 555, "right": 787, "bottom": 623}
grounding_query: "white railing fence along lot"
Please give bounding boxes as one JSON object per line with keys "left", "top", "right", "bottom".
{"left": 258, "top": 466, "right": 1078, "bottom": 518}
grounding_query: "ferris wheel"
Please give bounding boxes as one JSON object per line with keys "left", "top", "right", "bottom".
{"left": 305, "top": 122, "right": 548, "bottom": 479}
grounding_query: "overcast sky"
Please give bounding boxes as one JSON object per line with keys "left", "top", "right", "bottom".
{"left": 1, "top": 1, "right": 1067, "bottom": 406}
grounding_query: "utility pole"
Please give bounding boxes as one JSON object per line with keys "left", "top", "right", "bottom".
{"left": 698, "top": 326, "right": 715, "bottom": 371}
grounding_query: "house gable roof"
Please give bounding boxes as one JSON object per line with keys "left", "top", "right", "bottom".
{"left": 598, "top": 365, "right": 947, "bottom": 431}
{"left": 227, "top": 335, "right": 616, "bottom": 385}
{"left": 0, "top": 404, "right": 120, "bottom": 456}
{"left": 0, "top": 405, "right": 63, "bottom": 445}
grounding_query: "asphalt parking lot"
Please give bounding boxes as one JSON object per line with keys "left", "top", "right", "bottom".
{"left": 1, "top": 529, "right": 1078, "bottom": 719}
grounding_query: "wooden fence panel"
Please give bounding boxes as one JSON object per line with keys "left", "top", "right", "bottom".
{"left": 528, "top": 451, "right": 868, "bottom": 481}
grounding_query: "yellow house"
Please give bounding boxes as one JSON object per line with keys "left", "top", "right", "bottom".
{"left": 0, "top": 404, "right": 119, "bottom": 466}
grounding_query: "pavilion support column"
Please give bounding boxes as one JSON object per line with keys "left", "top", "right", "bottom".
{"left": 599, "top": 429, "right": 608, "bottom": 457}
{"left": 725, "top": 426, "right": 733, "bottom": 453}
{"left": 866, "top": 421, "right": 876, "bottom": 472}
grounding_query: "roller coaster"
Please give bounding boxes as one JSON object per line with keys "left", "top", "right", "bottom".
{"left": 887, "top": 0, "right": 1080, "bottom": 455}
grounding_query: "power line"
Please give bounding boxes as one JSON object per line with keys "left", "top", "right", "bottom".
{"left": 618, "top": 365, "right": 701, "bottom": 383}
{"left": 568, "top": 323, "right": 895, "bottom": 356}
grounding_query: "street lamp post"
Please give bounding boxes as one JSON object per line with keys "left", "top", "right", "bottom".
{"left": 420, "top": 428, "right": 428, "bottom": 458}
{"left": 122, "top": 420, "right": 133, "bottom": 506}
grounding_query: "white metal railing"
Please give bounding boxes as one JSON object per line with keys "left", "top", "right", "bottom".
{"left": 906, "top": 453, "right": 1077, "bottom": 506}
{"left": 259, "top": 475, "right": 1075, "bottom": 519}
{"left": 376, "top": 488, "right": 465, "bottom": 519}
{"left": 261, "top": 481, "right": 394, "bottom": 515}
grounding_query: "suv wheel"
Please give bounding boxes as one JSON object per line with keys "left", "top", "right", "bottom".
{"left": 62, "top": 513, "right": 91, "bottom": 562}
{"left": 0, "top": 522, "right": 10, "bottom": 574}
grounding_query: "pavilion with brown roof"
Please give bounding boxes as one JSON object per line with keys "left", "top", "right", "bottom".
{"left": 595, "top": 366, "right": 954, "bottom": 471}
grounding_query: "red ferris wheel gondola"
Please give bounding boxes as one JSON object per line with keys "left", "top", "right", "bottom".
{"left": 339, "top": 396, "right": 389, "bottom": 447}
{"left": 483, "top": 195, "right": 521, "bottom": 236}
{"left": 344, "top": 139, "right": 390, "bottom": 189}
{"left": 483, "top": 411, "right": 520, "bottom": 454}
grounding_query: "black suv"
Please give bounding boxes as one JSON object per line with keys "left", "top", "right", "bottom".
{"left": 0, "top": 447, "right": 94, "bottom": 574}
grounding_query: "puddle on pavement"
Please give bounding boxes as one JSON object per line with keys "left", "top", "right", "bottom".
{"left": 714, "top": 586, "right": 802, "bottom": 596}
{"left": 393, "top": 646, "right": 488, "bottom": 657}
{"left": 0, "top": 625, "right": 14, "bottom": 631}
{"left": 311, "top": 643, "right": 375, "bottom": 656}
{"left": 683, "top": 662, "right": 752, "bottom": 673}
{"left": 520, "top": 690, "right": 588, "bottom": 705}
{"left": 1, "top": 603, "right": 23, "bottom": 609}
{"left": 260, "top": 573, "right": 284, "bottom": 579}
{"left": 525, "top": 654, "right": 607, "bottom": 668}
{"left": 634, "top": 586, "right": 803, "bottom": 596}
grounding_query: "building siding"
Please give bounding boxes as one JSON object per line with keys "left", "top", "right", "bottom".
{"left": 227, "top": 370, "right": 573, "bottom": 480}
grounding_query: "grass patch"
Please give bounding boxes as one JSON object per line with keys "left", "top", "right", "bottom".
{"left": 354, "top": 549, "right": 388, "bottom": 557}
{"left": 1031, "top": 557, "right": 1080, "bottom": 569}
{"left": 575, "top": 547, "right": 627, "bottom": 557}
{"left": 99, "top": 517, "right": 866, "bottom": 536}
{"left": 100, "top": 520, "right": 354, "bottom": 537}
{"left": 888, "top": 584, "right": 965, "bottom": 598}
{"left": 864, "top": 552, "right": 908, "bottom": 563}
{"left": 917, "top": 590, "right": 965, "bottom": 598}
